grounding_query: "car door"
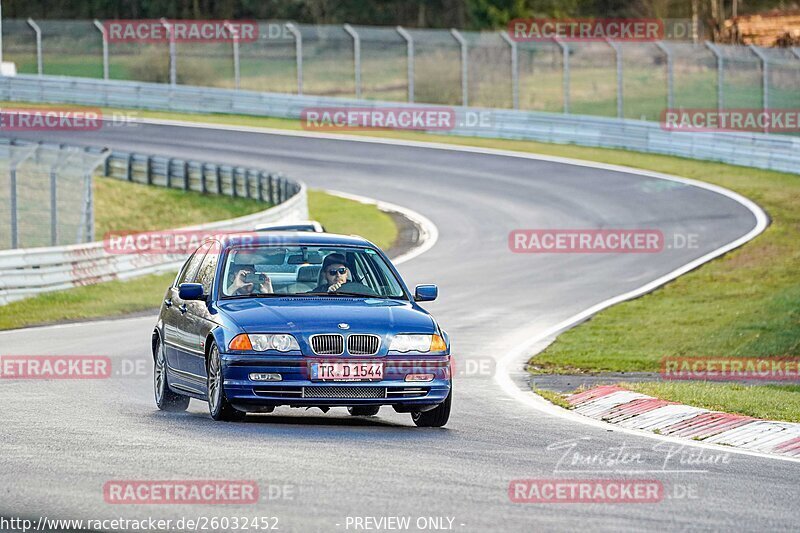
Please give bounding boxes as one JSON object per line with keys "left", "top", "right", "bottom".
{"left": 166, "top": 242, "right": 211, "bottom": 376}
{"left": 183, "top": 240, "right": 221, "bottom": 380}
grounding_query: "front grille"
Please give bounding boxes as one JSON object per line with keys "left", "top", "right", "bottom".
{"left": 303, "top": 386, "right": 386, "bottom": 399}
{"left": 347, "top": 334, "right": 381, "bottom": 355}
{"left": 253, "top": 386, "right": 303, "bottom": 398}
{"left": 311, "top": 334, "right": 344, "bottom": 355}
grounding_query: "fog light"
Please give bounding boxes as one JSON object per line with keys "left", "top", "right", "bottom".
{"left": 249, "top": 373, "right": 282, "bottom": 382}
{"left": 405, "top": 373, "right": 434, "bottom": 382}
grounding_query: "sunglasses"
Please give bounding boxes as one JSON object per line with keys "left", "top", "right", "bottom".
{"left": 327, "top": 267, "right": 347, "bottom": 276}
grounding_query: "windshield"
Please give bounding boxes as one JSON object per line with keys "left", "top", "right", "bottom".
{"left": 220, "top": 245, "right": 406, "bottom": 299}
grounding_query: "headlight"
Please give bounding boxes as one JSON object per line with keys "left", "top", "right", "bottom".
{"left": 389, "top": 334, "right": 447, "bottom": 353}
{"left": 230, "top": 334, "right": 300, "bottom": 352}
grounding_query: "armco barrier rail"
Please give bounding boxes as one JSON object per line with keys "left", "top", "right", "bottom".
{"left": 0, "top": 138, "right": 307, "bottom": 305}
{"left": 0, "top": 74, "right": 798, "bottom": 175}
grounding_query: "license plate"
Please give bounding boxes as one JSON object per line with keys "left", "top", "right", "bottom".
{"left": 310, "top": 362, "right": 384, "bottom": 381}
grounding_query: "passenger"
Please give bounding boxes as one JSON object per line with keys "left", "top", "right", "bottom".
{"left": 309, "top": 253, "right": 378, "bottom": 296}
{"left": 227, "top": 263, "right": 273, "bottom": 296}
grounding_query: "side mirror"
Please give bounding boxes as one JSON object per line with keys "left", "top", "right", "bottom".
{"left": 178, "top": 283, "right": 205, "bottom": 301}
{"left": 414, "top": 284, "right": 438, "bottom": 302}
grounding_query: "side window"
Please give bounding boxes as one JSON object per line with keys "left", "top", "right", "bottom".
{"left": 196, "top": 241, "right": 221, "bottom": 295}
{"left": 176, "top": 242, "right": 211, "bottom": 286}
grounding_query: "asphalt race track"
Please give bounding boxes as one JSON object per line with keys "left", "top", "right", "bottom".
{"left": 1, "top": 123, "right": 797, "bottom": 532}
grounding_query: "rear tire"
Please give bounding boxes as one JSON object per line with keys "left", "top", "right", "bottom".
{"left": 411, "top": 388, "right": 451, "bottom": 427}
{"left": 154, "top": 334, "right": 190, "bottom": 412}
{"left": 348, "top": 406, "right": 380, "bottom": 416}
{"left": 207, "top": 343, "right": 246, "bottom": 422}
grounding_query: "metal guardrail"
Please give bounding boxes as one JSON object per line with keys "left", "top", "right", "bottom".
{"left": 1, "top": 74, "right": 799, "bottom": 176}
{"left": 0, "top": 137, "right": 307, "bottom": 305}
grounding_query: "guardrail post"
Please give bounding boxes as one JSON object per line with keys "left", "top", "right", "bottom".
{"left": 125, "top": 153, "right": 133, "bottom": 181}
{"left": 749, "top": 45, "right": 769, "bottom": 120}
{"left": 499, "top": 31, "right": 519, "bottom": 109}
{"left": 343, "top": 24, "right": 362, "bottom": 99}
{"left": 396, "top": 26, "right": 414, "bottom": 103}
{"left": 257, "top": 171, "right": 264, "bottom": 201}
{"left": 231, "top": 168, "right": 238, "bottom": 198}
{"left": 224, "top": 21, "right": 240, "bottom": 90}
{"left": 606, "top": 38, "right": 623, "bottom": 118}
{"left": 146, "top": 156, "right": 153, "bottom": 185}
{"left": 705, "top": 41, "right": 724, "bottom": 111}
{"left": 200, "top": 164, "right": 208, "bottom": 194}
{"left": 215, "top": 164, "right": 222, "bottom": 194}
{"left": 267, "top": 173, "right": 275, "bottom": 204}
{"left": 166, "top": 157, "right": 172, "bottom": 187}
{"left": 655, "top": 41, "right": 674, "bottom": 110}
{"left": 285, "top": 23, "right": 303, "bottom": 95}
{"left": 27, "top": 18, "right": 42, "bottom": 75}
{"left": 553, "top": 37, "right": 570, "bottom": 114}
{"left": 450, "top": 29, "right": 468, "bottom": 106}
{"left": 161, "top": 19, "right": 177, "bottom": 86}
{"left": 93, "top": 20, "right": 109, "bottom": 80}
{"left": 183, "top": 160, "right": 189, "bottom": 190}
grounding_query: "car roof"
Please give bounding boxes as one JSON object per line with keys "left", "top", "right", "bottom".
{"left": 217, "top": 232, "right": 374, "bottom": 250}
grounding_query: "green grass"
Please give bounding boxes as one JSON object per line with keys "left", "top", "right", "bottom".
{"left": 623, "top": 382, "right": 800, "bottom": 423}
{"left": 0, "top": 183, "right": 397, "bottom": 330}
{"left": 534, "top": 388, "right": 573, "bottom": 410}
{"left": 307, "top": 190, "right": 396, "bottom": 250}
{"left": 94, "top": 176, "right": 269, "bottom": 237}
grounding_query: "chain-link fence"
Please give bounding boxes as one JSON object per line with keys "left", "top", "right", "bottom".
{"left": 0, "top": 140, "right": 109, "bottom": 250}
{"left": 3, "top": 19, "right": 800, "bottom": 123}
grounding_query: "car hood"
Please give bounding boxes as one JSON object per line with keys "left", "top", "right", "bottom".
{"left": 216, "top": 297, "right": 436, "bottom": 335}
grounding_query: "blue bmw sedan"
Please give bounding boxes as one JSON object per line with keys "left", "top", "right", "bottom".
{"left": 152, "top": 232, "right": 452, "bottom": 427}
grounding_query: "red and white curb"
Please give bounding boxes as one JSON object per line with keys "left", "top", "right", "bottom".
{"left": 567, "top": 385, "right": 800, "bottom": 458}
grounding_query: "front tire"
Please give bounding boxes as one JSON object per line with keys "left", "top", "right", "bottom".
{"left": 207, "top": 343, "right": 246, "bottom": 422}
{"left": 154, "top": 334, "right": 190, "bottom": 412}
{"left": 348, "top": 406, "right": 380, "bottom": 416}
{"left": 411, "top": 388, "right": 451, "bottom": 427}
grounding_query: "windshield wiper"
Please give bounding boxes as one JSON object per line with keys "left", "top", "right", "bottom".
{"left": 303, "top": 291, "right": 386, "bottom": 298}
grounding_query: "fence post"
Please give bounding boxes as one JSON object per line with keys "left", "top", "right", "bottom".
{"left": 655, "top": 41, "right": 674, "bottom": 110}
{"left": 166, "top": 157, "right": 172, "bottom": 187}
{"left": 605, "top": 38, "right": 623, "bottom": 118}
{"left": 183, "top": 160, "right": 189, "bottom": 190}
{"left": 396, "top": 26, "right": 414, "bottom": 103}
{"left": 9, "top": 145, "right": 38, "bottom": 249}
{"left": 161, "top": 19, "right": 177, "bottom": 86}
{"left": 215, "top": 165, "right": 222, "bottom": 194}
{"left": 450, "top": 29, "right": 468, "bottom": 106}
{"left": 93, "top": 19, "right": 109, "bottom": 80}
{"left": 267, "top": 173, "right": 275, "bottom": 204}
{"left": 27, "top": 18, "right": 42, "bottom": 75}
{"left": 257, "top": 171, "right": 264, "bottom": 201}
{"left": 285, "top": 23, "right": 303, "bottom": 95}
{"left": 705, "top": 41, "right": 724, "bottom": 111}
{"left": 146, "top": 156, "right": 153, "bottom": 185}
{"left": 224, "top": 21, "right": 240, "bottom": 90}
{"left": 553, "top": 37, "right": 570, "bottom": 114}
{"left": 748, "top": 45, "right": 769, "bottom": 120}
{"left": 499, "top": 31, "right": 518, "bottom": 110}
{"left": 343, "top": 24, "right": 361, "bottom": 99}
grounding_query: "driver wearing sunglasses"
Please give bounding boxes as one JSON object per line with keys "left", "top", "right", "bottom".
{"left": 308, "top": 253, "right": 378, "bottom": 296}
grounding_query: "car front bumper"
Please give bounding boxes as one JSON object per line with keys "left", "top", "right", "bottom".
{"left": 220, "top": 353, "right": 451, "bottom": 408}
